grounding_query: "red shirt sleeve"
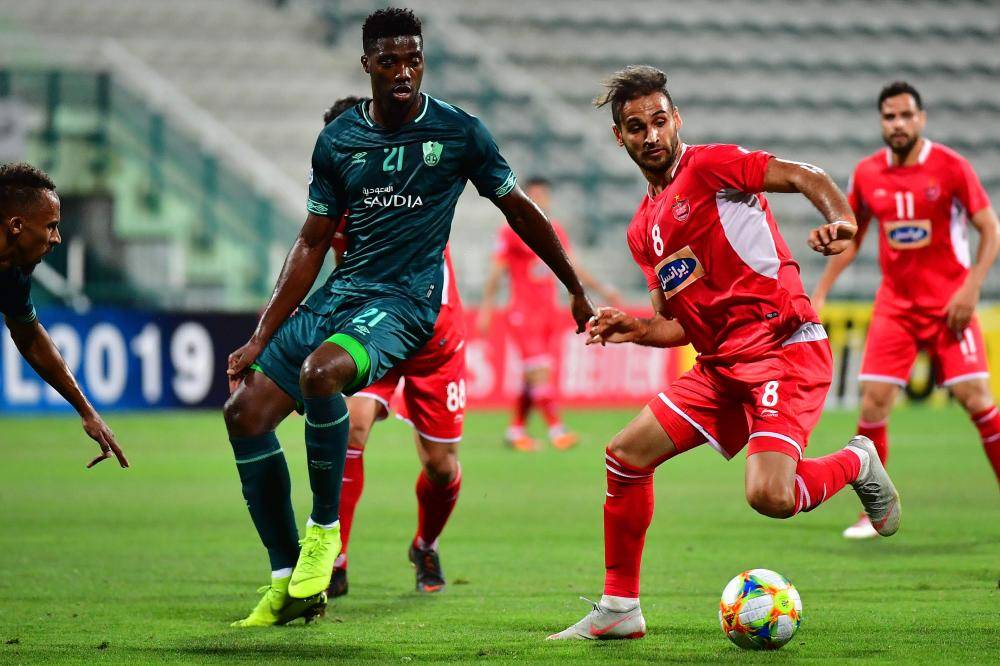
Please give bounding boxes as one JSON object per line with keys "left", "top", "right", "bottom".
{"left": 626, "top": 221, "right": 659, "bottom": 292}
{"left": 693, "top": 144, "right": 773, "bottom": 193}
{"left": 954, "top": 154, "right": 991, "bottom": 216}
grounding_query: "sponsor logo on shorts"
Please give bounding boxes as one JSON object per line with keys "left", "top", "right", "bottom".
{"left": 759, "top": 408, "right": 780, "bottom": 418}
{"left": 885, "top": 219, "right": 931, "bottom": 249}
{"left": 353, "top": 325, "right": 370, "bottom": 337}
{"left": 655, "top": 246, "right": 705, "bottom": 299}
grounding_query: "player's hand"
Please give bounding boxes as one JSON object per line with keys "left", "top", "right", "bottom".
{"left": 570, "top": 292, "right": 597, "bottom": 334}
{"left": 586, "top": 307, "right": 648, "bottom": 346}
{"left": 808, "top": 221, "right": 855, "bottom": 256}
{"left": 82, "top": 411, "right": 129, "bottom": 469}
{"left": 945, "top": 280, "right": 979, "bottom": 335}
{"left": 228, "top": 338, "right": 264, "bottom": 389}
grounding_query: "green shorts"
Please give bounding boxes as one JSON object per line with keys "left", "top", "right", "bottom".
{"left": 254, "top": 293, "right": 437, "bottom": 404}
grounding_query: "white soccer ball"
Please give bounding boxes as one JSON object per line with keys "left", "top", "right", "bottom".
{"left": 718, "top": 568, "right": 802, "bottom": 650}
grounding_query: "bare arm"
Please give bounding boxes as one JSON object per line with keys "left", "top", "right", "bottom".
{"left": 570, "top": 252, "right": 622, "bottom": 306}
{"left": 7, "top": 317, "right": 128, "bottom": 468}
{"left": 587, "top": 289, "right": 688, "bottom": 348}
{"left": 228, "top": 213, "right": 337, "bottom": 379}
{"left": 476, "top": 258, "right": 505, "bottom": 334}
{"left": 493, "top": 186, "right": 594, "bottom": 331}
{"left": 763, "top": 158, "right": 857, "bottom": 256}
{"left": 811, "top": 211, "right": 872, "bottom": 312}
{"left": 945, "top": 206, "right": 1000, "bottom": 333}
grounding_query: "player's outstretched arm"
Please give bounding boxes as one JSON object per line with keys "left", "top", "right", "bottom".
{"left": 811, "top": 211, "right": 872, "bottom": 312}
{"left": 228, "top": 213, "right": 337, "bottom": 380}
{"left": 587, "top": 291, "right": 688, "bottom": 348}
{"left": 6, "top": 316, "right": 128, "bottom": 469}
{"left": 493, "top": 187, "right": 594, "bottom": 332}
{"left": 570, "top": 252, "right": 622, "bottom": 307}
{"left": 946, "top": 206, "right": 1000, "bottom": 333}
{"left": 762, "top": 159, "right": 857, "bottom": 256}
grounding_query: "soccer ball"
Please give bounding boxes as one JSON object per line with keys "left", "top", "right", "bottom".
{"left": 718, "top": 568, "right": 802, "bottom": 650}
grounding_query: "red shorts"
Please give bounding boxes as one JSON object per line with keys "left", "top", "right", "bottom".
{"left": 507, "top": 308, "right": 560, "bottom": 369}
{"left": 859, "top": 305, "right": 989, "bottom": 388}
{"left": 648, "top": 336, "right": 833, "bottom": 462}
{"left": 354, "top": 307, "right": 466, "bottom": 443}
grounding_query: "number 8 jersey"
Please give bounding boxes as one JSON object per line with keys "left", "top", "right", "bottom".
{"left": 848, "top": 140, "right": 991, "bottom": 312}
{"left": 626, "top": 143, "right": 819, "bottom": 365}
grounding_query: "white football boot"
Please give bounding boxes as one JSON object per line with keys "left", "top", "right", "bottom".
{"left": 847, "top": 436, "right": 901, "bottom": 537}
{"left": 547, "top": 598, "right": 646, "bottom": 640}
{"left": 842, "top": 513, "right": 879, "bottom": 540}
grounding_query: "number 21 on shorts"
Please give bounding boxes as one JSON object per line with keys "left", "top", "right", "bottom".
{"left": 761, "top": 380, "right": 780, "bottom": 407}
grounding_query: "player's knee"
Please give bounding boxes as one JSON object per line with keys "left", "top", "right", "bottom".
{"left": 608, "top": 430, "right": 646, "bottom": 468}
{"left": 951, "top": 381, "right": 993, "bottom": 415}
{"left": 422, "top": 445, "right": 458, "bottom": 484}
{"left": 746, "top": 481, "right": 795, "bottom": 519}
{"left": 300, "top": 352, "right": 355, "bottom": 396}
{"left": 224, "top": 393, "right": 266, "bottom": 438}
{"left": 347, "top": 420, "right": 371, "bottom": 449}
{"left": 860, "top": 385, "right": 895, "bottom": 420}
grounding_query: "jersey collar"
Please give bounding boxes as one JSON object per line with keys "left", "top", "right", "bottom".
{"left": 646, "top": 143, "right": 688, "bottom": 201}
{"left": 361, "top": 93, "right": 429, "bottom": 128}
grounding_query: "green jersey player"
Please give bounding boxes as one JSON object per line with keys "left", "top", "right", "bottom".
{"left": 224, "top": 7, "right": 594, "bottom": 627}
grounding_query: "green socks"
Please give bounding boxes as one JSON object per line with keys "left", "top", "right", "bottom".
{"left": 229, "top": 432, "right": 300, "bottom": 570}
{"left": 303, "top": 394, "right": 351, "bottom": 525}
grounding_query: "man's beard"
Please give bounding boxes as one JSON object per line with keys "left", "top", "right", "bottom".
{"left": 886, "top": 133, "right": 918, "bottom": 156}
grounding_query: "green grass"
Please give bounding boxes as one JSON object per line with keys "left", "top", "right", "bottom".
{"left": 0, "top": 405, "right": 997, "bottom": 664}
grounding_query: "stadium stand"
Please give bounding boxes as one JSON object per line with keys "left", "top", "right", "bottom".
{"left": 1, "top": 0, "right": 998, "bottom": 302}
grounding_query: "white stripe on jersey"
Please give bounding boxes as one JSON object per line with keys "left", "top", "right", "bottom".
{"left": 716, "top": 189, "right": 780, "bottom": 279}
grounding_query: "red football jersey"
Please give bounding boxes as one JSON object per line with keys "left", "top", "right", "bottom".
{"left": 849, "top": 140, "right": 991, "bottom": 312}
{"left": 493, "top": 219, "right": 571, "bottom": 314}
{"left": 626, "top": 143, "right": 817, "bottom": 365}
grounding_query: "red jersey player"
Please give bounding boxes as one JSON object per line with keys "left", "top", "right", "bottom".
{"left": 321, "top": 96, "right": 465, "bottom": 596}
{"left": 479, "top": 177, "right": 620, "bottom": 451}
{"left": 813, "top": 81, "right": 1000, "bottom": 539}
{"left": 549, "top": 66, "right": 900, "bottom": 640}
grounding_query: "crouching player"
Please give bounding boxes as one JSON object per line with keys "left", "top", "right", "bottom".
{"left": 549, "top": 66, "right": 901, "bottom": 640}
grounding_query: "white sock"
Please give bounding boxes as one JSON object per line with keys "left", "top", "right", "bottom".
{"left": 600, "top": 594, "right": 639, "bottom": 611}
{"left": 307, "top": 517, "right": 340, "bottom": 530}
{"left": 271, "top": 567, "right": 293, "bottom": 579}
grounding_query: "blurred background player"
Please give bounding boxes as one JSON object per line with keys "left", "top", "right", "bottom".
{"left": 813, "top": 81, "right": 1000, "bottom": 538}
{"left": 550, "top": 66, "right": 899, "bottom": 640}
{"left": 478, "top": 177, "right": 620, "bottom": 451}
{"left": 0, "top": 163, "right": 128, "bottom": 470}
{"left": 321, "top": 96, "right": 465, "bottom": 597}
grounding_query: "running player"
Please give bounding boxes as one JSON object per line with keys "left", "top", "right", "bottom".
{"left": 479, "top": 177, "right": 620, "bottom": 451}
{"left": 549, "top": 66, "right": 899, "bottom": 640}
{"left": 223, "top": 8, "right": 593, "bottom": 627}
{"left": 320, "top": 96, "right": 466, "bottom": 597}
{"left": 812, "top": 81, "right": 1000, "bottom": 539}
{"left": 0, "top": 162, "right": 128, "bottom": 470}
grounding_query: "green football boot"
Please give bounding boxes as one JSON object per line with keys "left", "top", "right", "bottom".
{"left": 231, "top": 576, "right": 327, "bottom": 627}
{"left": 288, "top": 523, "right": 342, "bottom": 599}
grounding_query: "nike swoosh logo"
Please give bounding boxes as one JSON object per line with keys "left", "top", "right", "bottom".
{"left": 872, "top": 498, "right": 897, "bottom": 531}
{"left": 588, "top": 613, "right": 634, "bottom": 637}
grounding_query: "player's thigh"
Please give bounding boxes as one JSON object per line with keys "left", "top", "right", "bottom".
{"left": 344, "top": 394, "right": 389, "bottom": 450}
{"left": 948, "top": 377, "right": 994, "bottom": 414}
{"left": 858, "top": 381, "right": 901, "bottom": 422}
{"left": 524, "top": 365, "right": 550, "bottom": 387}
{"left": 935, "top": 315, "right": 990, "bottom": 395}
{"left": 399, "top": 350, "right": 466, "bottom": 445}
{"left": 859, "top": 309, "right": 919, "bottom": 387}
{"left": 414, "top": 435, "right": 459, "bottom": 483}
{"left": 224, "top": 369, "right": 297, "bottom": 437}
{"left": 744, "top": 451, "right": 797, "bottom": 516}
{"left": 330, "top": 296, "right": 436, "bottom": 394}
{"left": 607, "top": 406, "right": 679, "bottom": 469}
{"left": 253, "top": 305, "right": 335, "bottom": 407}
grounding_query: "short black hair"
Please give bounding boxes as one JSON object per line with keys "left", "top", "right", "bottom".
{"left": 362, "top": 7, "right": 422, "bottom": 53}
{"left": 0, "top": 162, "right": 56, "bottom": 216}
{"left": 594, "top": 65, "right": 674, "bottom": 127}
{"left": 324, "top": 96, "right": 367, "bottom": 125}
{"left": 878, "top": 81, "right": 923, "bottom": 111}
{"left": 524, "top": 176, "right": 552, "bottom": 189}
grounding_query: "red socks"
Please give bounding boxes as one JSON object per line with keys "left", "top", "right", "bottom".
{"left": 513, "top": 387, "right": 531, "bottom": 428}
{"left": 414, "top": 465, "right": 462, "bottom": 550}
{"left": 531, "top": 383, "right": 562, "bottom": 429}
{"left": 336, "top": 446, "right": 366, "bottom": 569}
{"left": 603, "top": 449, "right": 655, "bottom": 598}
{"left": 793, "top": 447, "right": 862, "bottom": 514}
{"left": 971, "top": 406, "right": 1000, "bottom": 483}
{"left": 857, "top": 419, "right": 889, "bottom": 465}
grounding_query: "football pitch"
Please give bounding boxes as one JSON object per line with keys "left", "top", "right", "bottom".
{"left": 1, "top": 405, "right": 997, "bottom": 664}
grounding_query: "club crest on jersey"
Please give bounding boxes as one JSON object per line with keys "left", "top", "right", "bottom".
{"left": 885, "top": 219, "right": 931, "bottom": 249}
{"left": 422, "top": 141, "right": 444, "bottom": 166}
{"left": 671, "top": 195, "right": 690, "bottom": 222}
{"left": 655, "top": 245, "right": 705, "bottom": 299}
{"left": 925, "top": 180, "right": 941, "bottom": 202}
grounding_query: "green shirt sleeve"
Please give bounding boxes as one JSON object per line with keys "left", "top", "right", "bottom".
{"left": 464, "top": 117, "right": 516, "bottom": 200}
{"left": 306, "top": 132, "right": 345, "bottom": 217}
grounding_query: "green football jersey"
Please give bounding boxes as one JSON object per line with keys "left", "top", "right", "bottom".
{"left": 305, "top": 94, "right": 516, "bottom": 311}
